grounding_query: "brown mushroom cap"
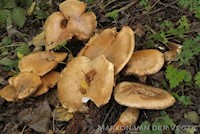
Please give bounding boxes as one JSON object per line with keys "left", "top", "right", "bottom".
{"left": 66, "top": 11, "right": 97, "bottom": 40}
{"left": 83, "top": 55, "right": 114, "bottom": 107}
{"left": 45, "top": 0, "right": 96, "bottom": 50}
{"left": 33, "top": 71, "right": 60, "bottom": 96}
{"left": 109, "top": 108, "right": 140, "bottom": 133}
{"left": 0, "top": 85, "right": 17, "bottom": 102}
{"left": 44, "top": 11, "right": 71, "bottom": 50}
{"left": 114, "top": 82, "right": 175, "bottom": 110}
{"left": 59, "top": 0, "right": 86, "bottom": 19}
{"left": 125, "top": 49, "right": 164, "bottom": 76}
{"left": 79, "top": 26, "right": 135, "bottom": 74}
{"left": 8, "top": 72, "right": 42, "bottom": 99}
{"left": 18, "top": 51, "right": 67, "bottom": 76}
{"left": 58, "top": 55, "right": 114, "bottom": 113}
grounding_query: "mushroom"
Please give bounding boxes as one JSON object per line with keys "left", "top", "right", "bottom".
{"left": 163, "top": 42, "right": 182, "bottom": 63}
{"left": 0, "top": 85, "right": 17, "bottom": 102}
{"left": 114, "top": 82, "right": 175, "bottom": 110}
{"left": 79, "top": 26, "right": 135, "bottom": 74}
{"left": 44, "top": 0, "right": 97, "bottom": 50}
{"left": 8, "top": 72, "right": 42, "bottom": 100}
{"left": 125, "top": 49, "right": 164, "bottom": 76}
{"left": 59, "top": 0, "right": 97, "bottom": 40}
{"left": 33, "top": 71, "right": 60, "bottom": 97}
{"left": 57, "top": 55, "right": 114, "bottom": 113}
{"left": 18, "top": 51, "right": 67, "bottom": 76}
{"left": 109, "top": 108, "right": 140, "bottom": 134}
{"left": 44, "top": 11, "right": 71, "bottom": 50}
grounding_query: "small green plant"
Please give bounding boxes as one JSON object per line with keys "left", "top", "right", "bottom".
{"left": 171, "top": 92, "right": 193, "bottom": 106}
{"left": 194, "top": 72, "right": 200, "bottom": 87}
{"left": 139, "top": 0, "right": 152, "bottom": 11}
{"left": 0, "top": 0, "right": 31, "bottom": 28}
{"left": 178, "top": 35, "right": 200, "bottom": 65}
{"left": 105, "top": 10, "right": 119, "bottom": 20}
{"left": 178, "top": 0, "right": 200, "bottom": 19}
{"left": 140, "top": 111, "right": 175, "bottom": 134}
{"left": 146, "top": 16, "right": 189, "bottom": 47}
{"left": 165, "top": 65, "right": 192, "bottom": 89}
{"left": 0, "top": 36, "right": 30, "bottom": 72}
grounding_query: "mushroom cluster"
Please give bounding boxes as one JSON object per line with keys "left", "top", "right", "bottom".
{"left": 0, "top": 51, "right": 67, "bottom": 101}
{"left": 0, "top": 0, "right": 176, "bottom": 133}
{"left": 44, "top": 0, "right": 97, "bottom": 50}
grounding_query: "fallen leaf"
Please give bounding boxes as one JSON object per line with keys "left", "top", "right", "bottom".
{"left": 134, "top": 24, "right": 145, "bottom": 37}
{"left": 27, "top": 2, "right": 36, "bottom": 16}
{"left": 53, "top": 107, "right": 73, "bottom": 122}
{"left": 18, "top": 100, "right": 51, "bottom": 133}
{"left": 184, "top": 111, "right": 199, "bottom": 124}
{"left": 32, "top": 31, "right": 45, "bottom": 47}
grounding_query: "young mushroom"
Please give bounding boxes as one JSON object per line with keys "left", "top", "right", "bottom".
{"left": 79, "top": 26, "right": 135, "bottom": 74}
{"left": 57, "top": 55, "right": 114, "bottom": 113}
{"left": 114, "top": 82, "right": 175, "bottom": 110}
{"left": 18, "top": 51, "right": 67, "bottom": 76}
{"left": 109, "top": 108, "right": 140, "bottom": 134}
{"left": 125, "top": 49, "right": 164, "bottom": 76}
{"left": 0, "top": 85, "right": 17, "bottom": 102}
{"left": 163, "top": 42, "right": 182, "bottom": 63}
{"left": 8, "top": 72, "right": 42, "bottom": 100}
{"left": 125, "top": 49, "right": 164, "bottom": 82}
{"left": 33, "top": 71, "right": 60, "bottom": 97}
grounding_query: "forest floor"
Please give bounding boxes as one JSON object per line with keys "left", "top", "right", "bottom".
{"left": 0, "top": 0, "right": 200, "bottom": 134}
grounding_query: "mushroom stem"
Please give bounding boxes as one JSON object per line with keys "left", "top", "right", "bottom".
{"left": 109, "top": 108, "right": 140, "bottom": 134}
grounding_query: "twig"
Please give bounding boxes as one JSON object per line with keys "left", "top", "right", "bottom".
{"left": 52, "top": 110, "right": 56, "bottom": 133}
{"left": 117, "top": 0, "right": 138, "bottom": 12}
{"left": 101, "top": 103, "right": 115, "bottom": 125}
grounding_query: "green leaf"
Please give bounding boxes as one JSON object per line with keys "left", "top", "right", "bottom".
{"left": 16, "top": 43, "right": 30, "bottom": 59}
{"left": 165, "top": 65, "right": 191, "bottom": 88}
{"left": 0, "top": 57, "right": 16, "bottom": 66}
{"left": 194, "top": 72, "right": 200, "bottom": 87}
{"left": 35, "top": 9, "right": 49, "bottom": 19}
{"left": 3, "top": 0, "right": 16, "bottom": 9}
{"left": 11, "top": 7, "right": 26, "bottom": 28}
{"left": 105, "top": 10, "right": 119, "bottom": 20}
{"left": 179, "top": 37, "right": 200, "bottom": 65}
{"left": 139, "top": 121, "right": 152, "bottom": 134}
{"left": 0, "top": 9, "right": 12, "bottom": 27}
{"left": 178, "top": 95, "right": 192, "bottom": 106}
{"left": 0, "top": 36, "right": 12, "bottom": 46}
{"left": 18, "top": 0, "right": 33, "bottom": 8}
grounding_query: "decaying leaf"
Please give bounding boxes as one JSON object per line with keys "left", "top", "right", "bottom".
{"left": 32, "top": 31, "right": 45, "bottom": 47}
{"left": 18, "top": 100, "right": 51, "bottom": 133}
{"left": 53, "top": 107, "right": 73, "bottom": 122}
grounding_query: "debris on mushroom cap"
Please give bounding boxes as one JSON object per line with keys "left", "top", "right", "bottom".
{"left": 59, "top": 0, "right": 86, "bottom": 19}
{"left": 0, "top": 85, "right": 17, "bottom": 102}
{"left": 33, "top": 71, "right": 60, "bottom": 97}
{"left": 57, "top": 55, "right": 114, "bottom": 113}
{"left": 79, "top": 26, "right": 135, "bottom": 74}
{"left": 109, "top": 108, "right": 140, "bottom": 134}
{"left": 114, "top": 82, "right": 176, "bottom": 110}
{"left": 44, "top": 11, "right": 71, "bottom": 50}
{"left": 18, "top": 51, "right": 67, "bottom": 76}
{"left": 164, "top": 42, "right": 182, "bottom": 62}
{"left": 125, "top": 49, "right": 164, "bottom": 76}
{"left": 8, "top": 72, "right": 42, "bottom": 100}
{"left": 82, "top": 55, "right": 114, "bottom": 107}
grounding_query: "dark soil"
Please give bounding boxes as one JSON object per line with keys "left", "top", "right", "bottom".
{"left": 0, "top": 0, "right": 199, "bottom": 134}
